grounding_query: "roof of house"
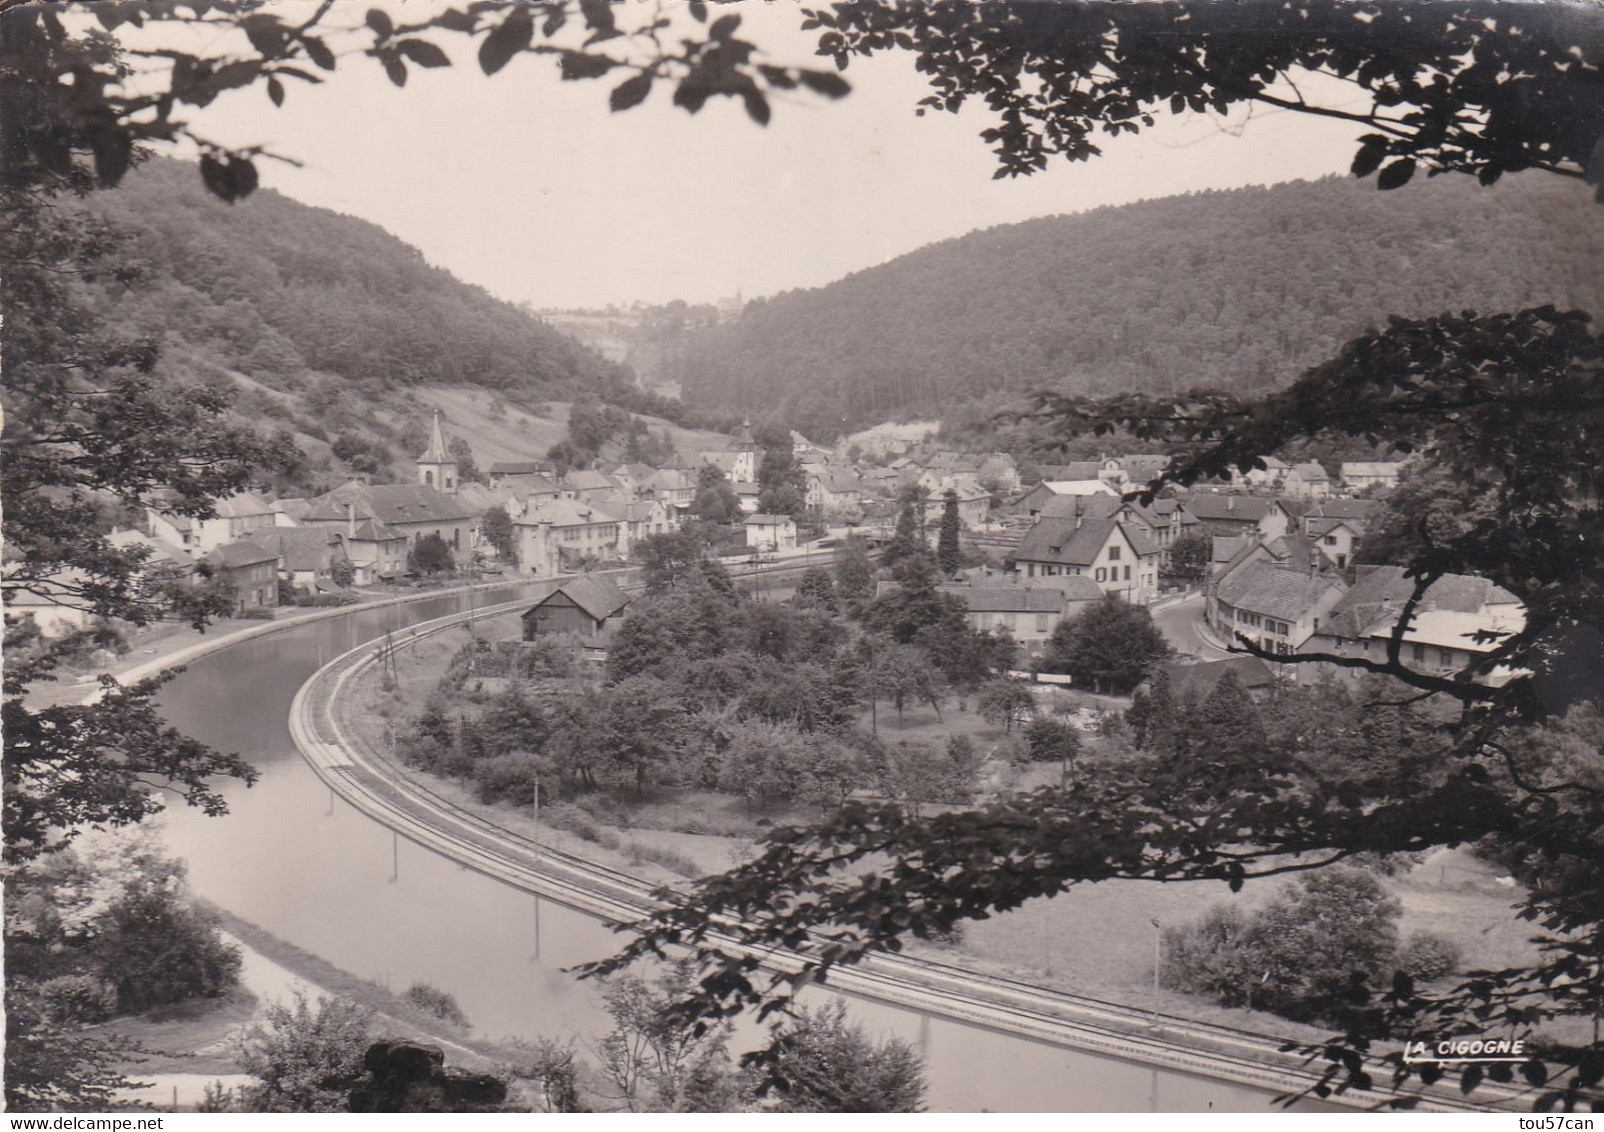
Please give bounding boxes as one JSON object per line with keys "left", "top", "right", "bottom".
{"left": 563, "top": 469, "right": 620, "bottom": 492}
{"left": 733, "top": 482, "right": 763, "bottom": 497}
{"left": 1307, "top": 498, "right": 1383, "bottom": 522}
{"left": 525, "top": 574, "right": 632, "bottom": 623}
{"left": 1309, "top": 516, "right": 1366, "bottom": 538}
{"left": 1212, "top": 535, "right": 1255, "bottom": 565}
{"left": 346, "top": 517, "right": 404, "bottom": 543}
{"left": 1040, "top": 479, "right": 1119, "bottom": 497}
{"left": 488, "top": 460, "right": 549, "bottom": 476}
{"left": 1030, "top": 574, "right": 1107, "bottom": 601}
{"left": 204, "top": 539, "right": 278, "bottom": 569}
{"left": 643, "top": 468, "right": 696, "bottom": 492}
{"left": 1180, "top": 493, "right": 1282, "bottom": 523}
{"left": 939, "top": 584, "right": 1066, "bottom": 614}
{"left": 261, "top": 527, "right": 347, "bottom": 572}
{"left": 1320, "top": 565, "right": 1523, "bottom": 640}
{"left": 1123, "top": 523, "right": 1160, "bottom": 556}
{"left": 454, "top": 482, "right": 516, "bottom": 515}
{"left": 1159, "top": 656, "right": 1277, "bottom": 699}
{"left": 816, "top": 471, "right": 863, "bottom": 494}
{"left": 1216, "top": 561, "right": 1344, "bottom": 621}
{"left": 270, "top": 498, "right": 311, "bottom": 521}
{"left": 213, "top": 491, "right": 277, "bottom": 518}
{"left": 1015, "top": 517, "right": 1124, "bottom": 565}
{"left": 107, "top": 528, "right": 187, "bottom": 565}
{"left": 1341, "top": 461, "right": 1405, "bottom": 478}
{"left": 744, "top": 513, "right": 794, "bottom": 525}
{"left": 1038, "top": 494, "right": 1122, "bottom": 522}
{"left": 1290, "top": 462, "right": 1331, "bottom": 482}
{"left": 517, "top": 497, "right": 625, "bottom": 528}
{"left": 1357, "top": 607, "right": 1527, "bottom": 652}
{"left": 304, "top": 483, "right": 479, "bottom": 526}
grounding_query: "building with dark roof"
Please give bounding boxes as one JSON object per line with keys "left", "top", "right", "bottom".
{"left": 1210, "top": 560, "right": 1347, "bottom": 654}
{"left": 203, "top": 539, "right": 280, "bottom": 614}
{"left": 147, "top": 490, "right": 277, "bottom": 558}
{"left": 1178, "top": 492, "right": 1293, "bottom": 540}
{"left": 521, "top": 575, "right": 632, "bottom": 644}
{"left": 301, "top": 482, "right": 480, "bottom": 566}
{"left": 1150, "top": 656, "right": 1279, "bottom": 702}
{"left": 1299, "top": 566, "right": 1525, "bottom": 685}
{"left": 1012, "top": 516, "right": 1160, "bottom": 604}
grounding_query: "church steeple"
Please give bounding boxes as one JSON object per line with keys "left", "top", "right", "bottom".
{"left": 416, "top": 410, "right": 458, "bottom": 494}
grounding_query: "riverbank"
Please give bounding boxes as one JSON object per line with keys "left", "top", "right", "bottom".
{"left": 98, "top": 900, "right": 531, "bottom": 1111}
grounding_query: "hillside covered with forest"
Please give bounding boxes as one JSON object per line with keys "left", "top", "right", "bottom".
{"left": 71, "top": 159, "right": 661, "bottom": 490}
{"left": 672, "top": 174, "right": 1604, "bottom": 439}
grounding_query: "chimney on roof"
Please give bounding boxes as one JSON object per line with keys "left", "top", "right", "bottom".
{"left": 1227, "top": 496, "right": 1235, "bottom": 512}
{"left": 345, "top": 501, "right": 356, "bottom": 539}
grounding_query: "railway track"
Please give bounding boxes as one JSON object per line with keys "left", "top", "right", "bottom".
{"left": 287, "top": 567, "right": 1520, "bottom": 1113}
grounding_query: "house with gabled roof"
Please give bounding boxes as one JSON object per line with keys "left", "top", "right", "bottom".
{"left": 203, "top": 539, "right": 281, "bottom": 614}
{"left": 1012, "top": 516, "right": 1160, "bottom": 604}
{"left": 807, "top": 469, "right": 865, "bottom": 515}
{"left": 515, "top": 497, "right": 628, "bottom": 576}
{"left": 938, "top": 583, "right": 1070, "bottom": 652}
{"left": 301, "top": 482, "right": 480, "bottom": 566}
{"left": 1300, "top": 566, "right": 1525, "bottom": 685}
{"left": 1179, "top": 491, "right": 1293, "bottom": 541}
{"left": 521, "top": 574, "right": 632, "bottom": 643}
{"left": 744, "top": 513, "right": 797, "bottom": 552}
{"left": 255, "top": 528, "right": 348, "bottom": 594}
{"left": 148, "top": 490, "right": 278, "bottom": 558}
{"left": 486, "top": 460, "right": 555, "bottom": 487}
{"left": 1146, "top": 656, "right": 1279, "bottom": 703}
{"left": 641, "top": 467, "right": 697, "bottom": 510}
{"left": 1285, "top": 461, "right": 1333, "bottom": 501}
{"left": 1228, "top": 456, "right": 1289, "bottom": 492}
{"left": 1340, "top": 461, "right": 1406, "bottom": 493}
{"left": 1209, "top": 560, "right": 1347, "bottom": 655}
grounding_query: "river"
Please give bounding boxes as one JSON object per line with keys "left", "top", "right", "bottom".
{"left": 154, "top": 586, "right": 1287, "bottom": 1112}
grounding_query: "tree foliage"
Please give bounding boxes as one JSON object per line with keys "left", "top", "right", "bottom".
{"left": 239, "top": 991, "right": 374, "bottom": 1113}
{"left": 1042, "top": 595, "right": 1170, "bottom": 694}
{"left": 754, "top": 1000, "right": 926, "bottom": 1112}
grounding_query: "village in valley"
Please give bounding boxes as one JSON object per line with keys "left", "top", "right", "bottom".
{"left": 23, "top": 403, "right": 1519, "bottom": 699}
{"left": 9, "top": 0, "right": 1601, "bottom": 1116}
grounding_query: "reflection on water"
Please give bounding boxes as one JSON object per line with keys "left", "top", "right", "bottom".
{"left": 155, "top": 587, "right": 1284, "bottom": 1112}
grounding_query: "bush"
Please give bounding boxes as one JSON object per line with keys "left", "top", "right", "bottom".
{"left": 38, "top": 975, "right": 118, "bottom": 1024}
{"left": 1160, "top": 904, "right": 1258, "bottom": 1004}
{"left": 1163, "top": 868, "right": 1404, "bottom": 1026}
{"left": 239, "top": 991, "right": 373, "bottom": 1113}
{"left": 402, "top": 982, "right": 470, "bottom": 1028}
{"left": 626, "top": 841, "right": 703, "bottom": 878}
{"left": 91, "top": 884, "right": 244, "bottom": 1014}
{"left": 1399, "top": 931, "right": 1461, "bottom": 981}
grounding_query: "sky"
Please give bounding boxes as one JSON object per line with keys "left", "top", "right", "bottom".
{"left": 132, "top": 1, "right": 1368, "bottom": 310}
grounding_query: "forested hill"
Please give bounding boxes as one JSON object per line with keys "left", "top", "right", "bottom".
{"left": 671, "top": 173, "right": 1604, "bottom": 439}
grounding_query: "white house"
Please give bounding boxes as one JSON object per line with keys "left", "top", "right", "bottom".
{"left": 743, "top": 513, "right": 797, "bottom": 552}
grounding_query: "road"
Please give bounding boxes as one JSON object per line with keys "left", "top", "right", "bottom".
{"left": 1153, "top": 592, "right": 1235, "bottom": 661}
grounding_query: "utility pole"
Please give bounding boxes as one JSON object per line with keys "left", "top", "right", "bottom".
{"left": 1150, "top": 917, "right": 1163, "bottom": 1029}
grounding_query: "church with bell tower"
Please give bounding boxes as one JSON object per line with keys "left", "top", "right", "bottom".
{"left": 416, "top": 410, "right": 458, "bottom": 495}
